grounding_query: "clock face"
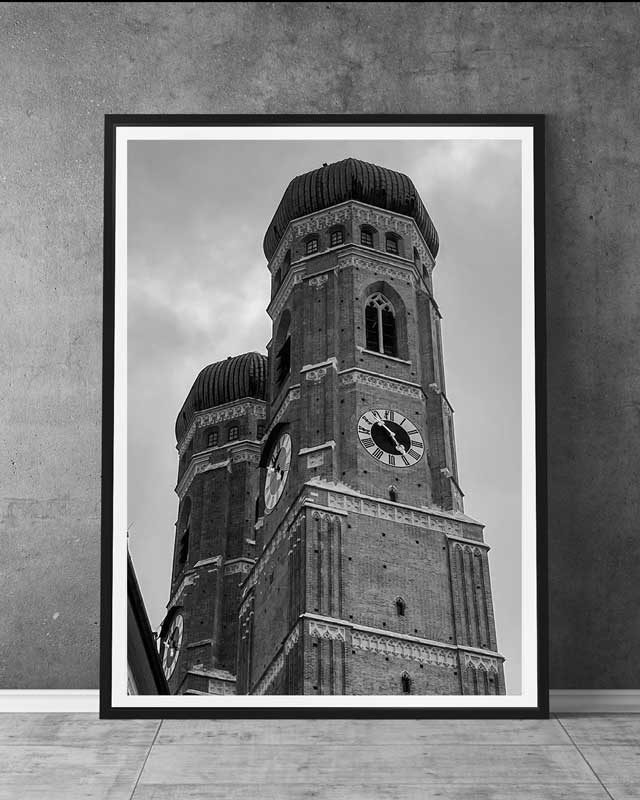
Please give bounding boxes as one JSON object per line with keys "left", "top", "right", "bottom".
{"left": 358, "top": 409, "right": 425, "bottom": 467}
{"left": 162, "top": 614, "right": 183, "bottom": 680}
{"left": 264, "top": 432, "right": 292, "bottom": 513}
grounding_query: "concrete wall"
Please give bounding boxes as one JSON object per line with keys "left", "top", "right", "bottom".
{"left": 1, "top": 2, "right": 638, "bottom": 690}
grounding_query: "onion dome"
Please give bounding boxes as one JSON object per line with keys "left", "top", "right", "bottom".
{"left": 176, "top": 352, "right": 268, "bottom": 441}
{"left": 263, "top": 157, "right": 439, "bottom": 261}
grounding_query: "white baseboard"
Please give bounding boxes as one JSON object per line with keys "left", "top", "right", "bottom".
{"left": 550, "top": 690, "right": 640, "bottom": 713}
{"left": 0, "top": 691, "right": 99, "bottom": 713}
{"left": 0, "top": 690, "right": 638, "bottom": 714}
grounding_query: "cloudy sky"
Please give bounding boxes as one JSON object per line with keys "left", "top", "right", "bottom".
{"left": 127, "top": 134, "right": 523, "bottom": 693}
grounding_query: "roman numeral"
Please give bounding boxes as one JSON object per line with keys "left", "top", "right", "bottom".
{"left": 384, "top": 410, "right": 394, "bottom": 421}
{"left": 358, "top": 425, "right": 370, "bottom": 433}
{"left": 400, "top": 454, "right": 409, "bottom": 465}
{"left": 372, "top": 448, "right": 384, "bottom": 460}
{"left": 388, "top": 455, "right": 396, "bottom": 467}
{"left": 410, "top": 440, "right": 423, "bottom": 449}
{"left": 405, "top": 427, "right": 418, "bottom": 435}
{"left": 372, "top": 410, "right": 382, "bottom": 419}
{"left": 407, "top": 449, "right": 421, "bottom": 460}
{"left": 361, "top": 437, "right": 374, "bottom": 448}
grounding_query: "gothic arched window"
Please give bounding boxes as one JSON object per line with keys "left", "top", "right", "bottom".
{"left": 207, "top": 429, "right": 219, "bottom": 448}
{"left": 401, "top": 672, "right": 412, "bottom": 694}
{"left": 365, "top": 292, "right": 397, "bottom": 357}
{"left": 395, "top": 596, "right": 406, "bottom": 616}
{"left": 228, "top": 425, "right": 239, "bottom": 442}
{"left": 305, "top": 237, "right": 319, "bottom": 255}
{"left": 389, "top": 486, "right": 398, "bottom": 503}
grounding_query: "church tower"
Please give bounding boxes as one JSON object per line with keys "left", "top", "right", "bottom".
{"left": 160, "top": 353, "right": 267, "bottom": 695}
{"left": 237, "top": 158, "right": 506, "bottom": 696}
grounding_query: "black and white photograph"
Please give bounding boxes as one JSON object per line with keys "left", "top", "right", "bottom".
{"left": 102, "top": 117, "right": 546, "bottom": 716}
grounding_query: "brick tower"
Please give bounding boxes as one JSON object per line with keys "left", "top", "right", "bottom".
{"left": 159, "top": 353, "right": 267, "bottom": 695}
{"left": 236, "top": 158, "right": 506, "bottom": 696}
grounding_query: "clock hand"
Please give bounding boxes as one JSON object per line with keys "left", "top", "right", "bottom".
{"left": 375, "top": 420, "right": 406, "bottom": 454}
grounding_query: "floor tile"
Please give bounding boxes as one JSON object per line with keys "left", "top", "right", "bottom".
{"left": 156, "top": 717, "right": 572, "bottom": 746}
{"left": 557, "top": 713, "right": 640, "bottom": 746}
{"left": 0, "top": 744, "right": 149, "bottom": 800}
{"left": 0, "top": 713, "right": 159, "bottom": 746}
{"left": 138, "top": 743, "right": 597, "bottom": 786}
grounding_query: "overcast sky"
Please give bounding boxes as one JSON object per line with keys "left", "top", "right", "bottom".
{"left": 127, "top": 136, "right": 523, "bottom": 693}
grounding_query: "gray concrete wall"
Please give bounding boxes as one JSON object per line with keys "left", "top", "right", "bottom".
{"left": 1, "top": 2, "right": 638, "bottom": 690}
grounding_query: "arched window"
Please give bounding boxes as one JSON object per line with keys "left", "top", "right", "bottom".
{"left": 177, "top": 499, "right": 191, "bottom": 571}
{"left": 282, "top": 250, "right": 291, "bottom": 275}
{"left": 395, "top": 597, "right": 406, "bottom": 616}
{"left": 385, "top": 233, "right": 401, "bottom": 255}
{"left": 401, "top": 672, "right": 412, "bottom": 694}
{"left": 257, "top": 424, "right": 265, "bottom": 440}
{"left": 207, "top": 429, "right": 219, "bottom": 448}
{"left": 389, "top": 486, "right": 398, "bottom": 503}
{"left": 329, "top": 227, "right": 344, "bottom": 247}
{"left": 365, "top": 293, "right": 397, "bottom": 357}
{"left": 413, "top": 246, "right": 420, "bottom": 268}
{"left": 228, "top": 425, "right": 239, "bottom": 442}
{"left": 305, "top": 237, "right": 319, "bottom": 256}
{"left": 360, "top": 226, "right": 375, "bottom": 248}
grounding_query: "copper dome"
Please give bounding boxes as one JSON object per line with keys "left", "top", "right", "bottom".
{"left": 176, "top": 352, "right": 268, "bottom": 441}
{"left": 263, "top": 157, "right": 439, "bottom": 261}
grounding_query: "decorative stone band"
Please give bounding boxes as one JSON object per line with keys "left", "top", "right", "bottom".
{"left": 224, "top": 559, "right": 254, "bottom": 576}
{"left": 264, "top": 385, "right": 301, "bottom": 439}
{"left": 351, "top": 629, "right": 458, "bottom": 669}
{"left": 176, "top": 454, "right": 230, "bottom": 500}
{"left": 308, "top": 273, "right": 329, "bottom": 289}
{"left": 267, "top": 265, "right": 305, "bottom": 321}
{"left": 193, "top": 555, "right": 223, "bottom": 570}
{"left": 166, "top": 570, "right": 199, "bottom": 612}
{"left": 266, "top": 201, "right": 435, "bottom": 302}
{"left": 252, "top": 623, "right": 301, "bottom": 695}
{"left": 301, "top": 357, "right": 338, "bottom": 384}
{"left": 326, "top": 489, "right": 471, "bottom": 537}
{"left": 309, "top": 619, "right": 348, "bottom": 642}
{"left": 447, "top": 534, "right": 490, "bottom": 551}
{"left": 177, "top": 399, "right": 267, "bottom": 457}
{"left": 338, "top": 252, "right": 417, "bottom": 288}
{"left": 230, "top": 442, "right": 262, "bottom": 464}
{"left": 339, "top": 369, "right": 425, "bottom": 401}
{"left": 461, "top": 650, "right": 503, "bottom": 674}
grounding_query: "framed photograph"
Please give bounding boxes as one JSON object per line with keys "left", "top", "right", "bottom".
{"left": 101, "top": 115, "right": 547, "bottom": 718}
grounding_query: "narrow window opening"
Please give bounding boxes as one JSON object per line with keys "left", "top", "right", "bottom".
{"left": 395, "top": 597, "right": 406, "bottom": 616}
{"left": 276, "top": 336, "right": 291, "bottom": 385}
{"left": 305, "top": 237, "right": 319, "bottom": 255}
{"left": 207, "top": 429, "right": 219, "bottom": 448}
{"left": 228, "top": 425, "right": 239, "bottom": 442}
{"left": 257, "top": 424, "right": 265, "bottom": 440}
{"left": 401, "top": 672, "right": 412, "bottom": 694}
{"left": 389, "top": 486, "right": 398, "bottom": 502}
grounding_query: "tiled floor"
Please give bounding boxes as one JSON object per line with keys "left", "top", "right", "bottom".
{"left": 0, "top": 714, "right": 637, "bottom": 798}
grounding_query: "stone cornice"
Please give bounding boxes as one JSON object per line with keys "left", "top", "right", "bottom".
{"left": 176, "top": 398, "right": 267, "bottom": 456}
{"left": 264, "top": 384, "right": 301, "bottom": 439}
{"left": 266, "top": 200, "right": 436, "bottom": 278}
{"left": 339, "top": 368, "right": 425, "bottom": 400}
{"left": 307, "top": 479, "right": 483, "bottom": 535}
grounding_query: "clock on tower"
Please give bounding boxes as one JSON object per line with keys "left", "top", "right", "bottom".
{"left": 235, "top": 158, "right": 506, "bottom": 697}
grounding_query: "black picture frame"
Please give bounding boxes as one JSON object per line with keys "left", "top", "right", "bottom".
{"left": 101, "top": 114, "right": 547, "bottom": 718}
